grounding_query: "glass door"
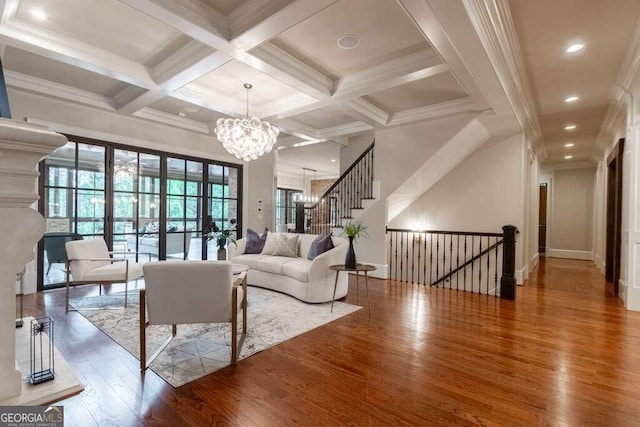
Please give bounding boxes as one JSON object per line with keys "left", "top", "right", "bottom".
{"left": 42, "top": 141, "right": 106, "bottom": 287}
{"left": 112, "top": 150, "right": 161, "bottom": 262}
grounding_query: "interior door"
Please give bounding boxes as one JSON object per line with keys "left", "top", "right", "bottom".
{"left": 538, "top": 183, "right": 547, "bottom": 254}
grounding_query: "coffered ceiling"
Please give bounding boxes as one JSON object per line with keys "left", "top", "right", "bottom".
{"left": 0, "top": 0, "right": 486, "bottom": 178}
{"left": 0, "top": 0, "right": 637, "bottom": 175}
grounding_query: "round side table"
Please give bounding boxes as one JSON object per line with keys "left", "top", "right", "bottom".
{"left": 329, "top": 263, "right": 376, "bottom": 316}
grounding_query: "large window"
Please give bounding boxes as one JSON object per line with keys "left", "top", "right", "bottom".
{"left": 39, "top": 136, "right": 242, "bottom": 289}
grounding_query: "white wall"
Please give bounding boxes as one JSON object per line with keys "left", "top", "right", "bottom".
{"left": 245, "top": 153, "right": 275, "bottom": 233}
{"left": 347, "top": 114, "right": 478, "bottom": 269}
{"left": 546, "top": 167, "right": 596, "bottom": 260}
{"left": 388, "top": 133, "right": 527, "bottom": 282}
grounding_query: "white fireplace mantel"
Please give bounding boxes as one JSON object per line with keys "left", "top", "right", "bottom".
{"left": 0, "top": 118, "right": 66, "bottom": 402}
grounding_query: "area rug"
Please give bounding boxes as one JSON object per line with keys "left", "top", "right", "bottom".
{"left": 70, "top": 288, "right": 360, "bottom": 387}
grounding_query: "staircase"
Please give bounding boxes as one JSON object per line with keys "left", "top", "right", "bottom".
{"left": 304, "top": 141, "right": 377, "bottom": 235}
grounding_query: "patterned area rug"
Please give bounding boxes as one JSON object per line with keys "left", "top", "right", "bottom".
{"left": 70, "top": 287, "right": 360, "bottom": 387}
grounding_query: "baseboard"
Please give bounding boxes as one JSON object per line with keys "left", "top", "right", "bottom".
{"left": 547, "top": 249, "right": 593, "bottom": 261}
{"left": 515, "top": 266, "right": 527, "bottom": 286}
{"left": 530, "top": 252, "right": 539, "bottom": 271}
{"left": 619, "top": 279, "right": 627, "bottom": 305}
{"left": 353, "top": 262, "right": 388, "bottom": 279}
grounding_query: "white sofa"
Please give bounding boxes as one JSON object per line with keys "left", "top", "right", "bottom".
{"left": 229, "top": 233, "right": 348, "bottom": 303}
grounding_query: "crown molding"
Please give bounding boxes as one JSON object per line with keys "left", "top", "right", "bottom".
{"left": 342, "top": 98, "right": 389, "bottom": 127}
{"left": 541, "top": 160, "right": 597, "bottom": 171}
{"left": 461, "top": 0, "right": 546, "bottom": 159}
{"left": 388, "top": 97, "right": 480, "bottom": 126}
{"left": 132, "top": 108, "right": 210, "bottom": 134}
{"left": 250, "top": 42, "right": 333, "bottom": 99}
{"left": 5, "top": 70, "right": 115, "bottom": 111}
{"left": 333, "top": 48, "right": 448, "bottom": 100}
{"left": 593, "top": 13, "right": 640, "bottom": 159}
{"left": 24, "top": 117, "right": 236, "bottom": 163}
{"left": 318, "top": 121, "right": 372, "bottom": 139}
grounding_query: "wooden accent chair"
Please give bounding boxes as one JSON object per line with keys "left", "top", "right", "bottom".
{"left": 64, "top": 238, "right": 145, "bottom": 312}
{"left": 139, "top": 261, "right": 247, "bottom": 371}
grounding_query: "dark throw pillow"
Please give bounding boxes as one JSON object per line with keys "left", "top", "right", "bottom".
{"left": 245, "top": 228, "right": 268, "bottom": 254}
{"left": 307, "top": 233, "right": 334, "bottom": 260}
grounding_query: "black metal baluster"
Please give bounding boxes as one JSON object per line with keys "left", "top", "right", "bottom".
{"left": 449, "top": 235, "right": 453, "bottom": 289}
{"left": 456, "top": 234, "right": 460, "bottom": 291}
{"left": 463, "top": 236, "right": 468, "bottom": 291}
{"left": 486, "top": 236, "right": 490, "bottom": 295}
{"left": 423, "top": 232, "right": 427, "bottom": 286}
{"left": 478, "top": 237, "right": 483, "bottom": 293}
{"left": 495, "top": 236, "right": 499, "bottom": 295}
{"left": 470, "top": 236, "right": 474, "bottom": 292}
{"left": 430, "top": 232, "right": 434, "bottom": 285}
{"left": 435, "top": 234, "right": 440, "bottom": 283}
{"left": 399, "top": 231, "right": 404, "bottom": 282}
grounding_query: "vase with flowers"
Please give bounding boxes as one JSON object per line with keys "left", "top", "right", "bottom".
{"left": 204, "top": 217, "right": 237, "bottom": 260}
{"left": 343, "top": 220, "right": 368, "bottom": 269}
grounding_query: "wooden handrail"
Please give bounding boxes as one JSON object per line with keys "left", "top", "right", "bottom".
{"left": 431, "top": 239, "right": 503, "bottom": 286}
{"left": 307, "top": 140, "right": 375, "bottom": 208}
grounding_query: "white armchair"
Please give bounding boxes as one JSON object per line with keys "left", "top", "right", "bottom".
{"left": 139, "top": 260, "right": 247, "bottom": 371}
{"left": 64, "top": 238, "right": 145, "bottom": 312}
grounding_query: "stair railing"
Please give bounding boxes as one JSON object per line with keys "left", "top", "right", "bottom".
{"left": 299, "top": 141, "right": 375, "bottom": 235}
{"left": 386, "top": 225, "right": 517, "bottom": 300}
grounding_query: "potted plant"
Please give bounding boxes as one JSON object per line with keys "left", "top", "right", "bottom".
{"left": 204, "top": 217, "right": 237, "bottom": 260}
{"left": 343, "top": 220, "right": 368, "bottom": 269}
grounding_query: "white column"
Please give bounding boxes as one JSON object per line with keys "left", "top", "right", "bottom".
{"left": 622, "top": 125, "right": 640, "bottom": 310}
{"left": 0, "top": 119, "right": 66, "bottom": 401}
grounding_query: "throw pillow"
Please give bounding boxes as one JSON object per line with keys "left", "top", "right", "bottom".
{"left": 272, "top": 234, "right": 299, "bottom": 258}
{"left": 245, "top": 228, "right": 268, "bottom": 254}
{"left": 261, "top": 232, "right": 279, "bottom": 254}
{"left": 307, "top": 233, "right": 334, "bottom": 260}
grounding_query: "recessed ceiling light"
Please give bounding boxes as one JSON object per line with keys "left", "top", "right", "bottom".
{"left": 564, "top": 155, "right": 573, "bottom": 160}
{"left": 337, "top": 34, "right": 360, "bottom": 49}
{"left": 30, "top": 8, "right": 47, "bottom": 21}
{"left": 566, "top": 43, "right": 584, "bottom": 53}
{"left": 565, "top": 95, "right": 579, "bottom": 103}
{"left": 177, "top": 112, "right": 186, "bottom": 117}
{"left": 331, "top": 159, "right": 336, "bottom": 163}
{"left": 564, "top": 143, "right": 575, "bottom": 148}
{"left": 564, "top": 124, "right": 577, "bottom": 131}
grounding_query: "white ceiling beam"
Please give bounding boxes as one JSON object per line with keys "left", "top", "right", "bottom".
{"left": 397, "top": 0, "right": 490, "bottom": 110}
{"left": 229, "top": 0, "right": 337, "bottom": 50}
{"left": 117, "top": 44, "right": 232, "bottom": 113}
{"left": 0, "top": 20, "right": 157, "bottom": 89}
{"left": 5, "top": 70, "right": 115, "bottom": 110}
{"left": 115, "top": 0, "right": 337, "bottom": 114}
{"left": 333, "top": 48, "right": 448, "bottom": 100}
{"left": 317, "top": 122, "right": 374, "bottom": 139}
{"left": 132, "top": 107, "right": 210, "bottom": 134}
{"left": 274, "top": 118, "right": 320, "bottom": 141}
{"left": 118, "top": 0, "right": 230, "bottom": 50}
{"left": 387, "top": 97, "right": 481, "bottom": 126}
{"left": 248, "top": 43, "right": 333, "bottom": 99}
{"left": 341, "top": 98, "right": 389, "bottom": 127}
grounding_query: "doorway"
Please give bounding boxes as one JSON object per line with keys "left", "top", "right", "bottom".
{"left": 538, "top": 183, "right": 548, "bottom": 254}
{"left": 605, "top": 138, "right": 624, "bottom": 294}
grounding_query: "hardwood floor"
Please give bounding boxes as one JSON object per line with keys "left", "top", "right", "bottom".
{"left": 23, "top": 257, "right": 640, "bottom": 426}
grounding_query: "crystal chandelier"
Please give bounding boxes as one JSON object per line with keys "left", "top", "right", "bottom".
{"left": 214, "top": 83, "right": 279, "bottom": 161}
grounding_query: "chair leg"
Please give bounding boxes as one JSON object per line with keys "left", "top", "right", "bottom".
{"left": 46, "top": 263, "right": 51, "bottom": 275}
{"left": 124, "top": 281, "right": 128, "bottom": 309}
{"left": 65, "top": 265, "right": 71, "bottom": 313}
{"left": 242, "top": 276, "right": 247, "bottom": 335}
{"left": 140, "top": 289, "right": 146, "bottom": 371}
{"left": 232, "top": 288, "right": 238, "bottom": 365}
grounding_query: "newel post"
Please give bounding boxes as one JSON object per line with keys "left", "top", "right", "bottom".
{"left": 500, "top": 225, "right": 517, "bottom": 300}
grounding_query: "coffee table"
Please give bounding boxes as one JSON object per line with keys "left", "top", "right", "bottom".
{"left": 329, "top": 264, "right": 376, "bottom": 316}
